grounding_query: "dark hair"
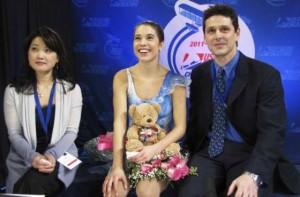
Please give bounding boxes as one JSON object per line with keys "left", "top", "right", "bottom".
{"left": 11, "top": 26, "right": 75, "bottom": 94}
{"left": 134, "top": 20, "right": 165, "bottom": 43}
{"left": 203, "top": 4, "right": 239, "bottom": 33}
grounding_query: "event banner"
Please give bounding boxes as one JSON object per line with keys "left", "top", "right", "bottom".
{"left": 71, "top": 0, "right": 300, "bottom": 163}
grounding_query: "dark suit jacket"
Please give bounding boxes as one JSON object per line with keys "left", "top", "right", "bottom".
{"left": 185, "top": 52, "right": 300, "bottom": 194}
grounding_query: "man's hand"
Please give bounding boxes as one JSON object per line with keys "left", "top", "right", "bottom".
{"left": 227, "top": 173, "right": 258, "bottom": 197}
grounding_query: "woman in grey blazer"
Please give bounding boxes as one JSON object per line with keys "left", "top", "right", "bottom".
{"left": 3, "top": 26, "right": 83, "bottom": 196}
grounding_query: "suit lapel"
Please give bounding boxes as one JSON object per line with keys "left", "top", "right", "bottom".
{"left": 227, "top": 54, "right": 249, "bottom": 107}
{"left": 200, "top": 63, "right": 213, "bottom": 119}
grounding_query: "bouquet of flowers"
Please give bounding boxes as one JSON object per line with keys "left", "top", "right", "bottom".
{"left": 125, "top": 103, "right": 197, "bottom": 188}
{"left": 126, "top": 148, "right": 198, "bottom": 188}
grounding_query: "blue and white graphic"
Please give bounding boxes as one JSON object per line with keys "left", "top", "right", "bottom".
{"left": 104, "top": 34, "right": 124, "bottom": 59}
{"left": 72, "top": 0, "right": 89, "bottom": 7}
{"left": 72, "top": 0, "right": 300, "bottom": 163}
{"left": 160, "top": 0, "right": 255, "bottom": 78}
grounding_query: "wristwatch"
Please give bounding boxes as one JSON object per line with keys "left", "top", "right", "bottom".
{"left": 244, "top": 171, "right": 263, "bottom": 187}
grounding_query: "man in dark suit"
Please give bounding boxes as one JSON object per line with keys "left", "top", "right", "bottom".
{"left": 178, "top": 4, "right": 300, "bottom": 197}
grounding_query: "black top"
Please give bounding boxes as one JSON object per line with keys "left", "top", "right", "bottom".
{"left": 35, "top": 105, "right": 55, "bottom": 154}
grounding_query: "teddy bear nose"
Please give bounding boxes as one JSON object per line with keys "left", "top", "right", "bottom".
{"left": 147, "top": 119, "right": 152, "bottom": 123}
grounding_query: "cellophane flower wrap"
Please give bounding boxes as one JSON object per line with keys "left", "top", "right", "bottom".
{"left": 126, "top": 146, "right": 198, "bottom": 188}
{"left": 84, "top": 132, "right": 113, "bottom": 162}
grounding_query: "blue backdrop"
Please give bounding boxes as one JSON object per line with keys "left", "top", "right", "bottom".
{"left": 71, "top": 0, "right": 300, "bottom": 163}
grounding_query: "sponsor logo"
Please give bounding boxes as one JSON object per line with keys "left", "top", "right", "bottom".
{"left": 104, "top": 34, "right": 124, "bottom": 59}
{"left": 276, "top": 17, "right": 300, "bottom": 28}
{"left": 81, "top": 64, "right": 110, "bottom": 74}
{"left": 81, "top": 17, "right": 110, "bottom": 27}
{"left": 73, "top": 43, "right": 97, "bottom": 53}
{"left": 110, "top": 0, "right": 139, "bottom": 7}
{"left": 160, "top": 0, "right": 254, "bottom": 79}
{"left": 258, "top": 46, "right": 293, "bottom": 57}
{"left": 281, "top": 70, "right": 300, "bottom": 81}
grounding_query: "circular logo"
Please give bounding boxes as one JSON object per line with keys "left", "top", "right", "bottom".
{"left": 104, "top": 40, "right": 124, "bottom": 59}
{"left": 266, "top": 0, "right": 286, "bottom": 7}
{"left": 160, "top": 1, "right": 255, "bottom": 79}
{"left": 72, "top": 0, "right": 89, "bottom": 7}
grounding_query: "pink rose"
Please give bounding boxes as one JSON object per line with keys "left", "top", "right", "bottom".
{"left": 167, "top": 167, "right": 182, "bottom": 181}
{"left": 151, "top": 159, "right": 161, "bottom": 167}
{"left": 141, "top": 164, "right": 153, "bottom": 175}
{"left": 161, "top": 162, "right": 172, "bottom": 169}
{"left": 168, "top": 155, "right": 181, "bottom": 166}
{"left": 176, "top": 159, "right": 188, "bottom": 168}
{"left": 179, "top": 165, "right": 189, "bottom": 177}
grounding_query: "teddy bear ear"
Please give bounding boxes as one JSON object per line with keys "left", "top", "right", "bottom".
{"left": 152, "top": 103, "right": 161, "bottom": 113}
{"left": 129, "top": 105, "right": 137, "bottom": 117}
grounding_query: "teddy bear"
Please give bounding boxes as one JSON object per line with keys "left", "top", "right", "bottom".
{"left": 125, "top": 103, "right": 180, "bottom": 158}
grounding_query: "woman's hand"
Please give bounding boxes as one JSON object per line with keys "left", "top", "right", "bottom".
{"left": 40, "top": 153, "right": 56, "bottom": 173}
{"left": 128, "top": 145, "right": 159, "bottom": 164}
{"left": 31, "top": 154, "right": 55, "bottom": 174}
{"left": 102, "top": 167, "right": 128, "bottom": 197}
{"left": 32, "top": 154, "right": 45, "bottom": 169}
